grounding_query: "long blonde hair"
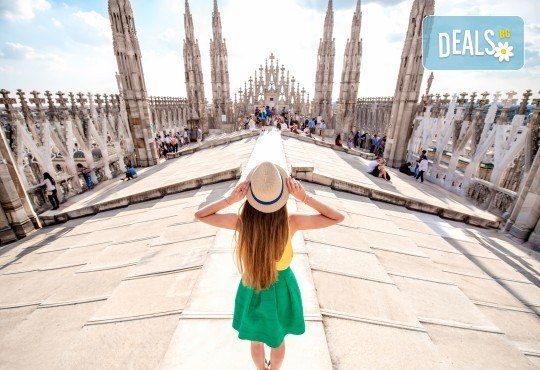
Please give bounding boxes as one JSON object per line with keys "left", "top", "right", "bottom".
{"left": 235, "top": 201, "right": 289, "bottom": 292}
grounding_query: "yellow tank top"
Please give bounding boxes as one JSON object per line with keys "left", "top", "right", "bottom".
{"left": 276, "top": 238, "right": 293, "bottom": 271}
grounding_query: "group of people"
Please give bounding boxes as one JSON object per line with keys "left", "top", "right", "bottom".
{"left": 334, "top": 132, "right": 355, "bottom": 149}
{"left": 243, "top": 108, "right": 332, "bottom": 141}
{"left": 399, "top": 150, "right": 429, "bottom": 182}
{"left": 303, "top": 117, "right": 328, "bottom": 141}
{"left": 243, "top": 106, "right": 293, "bottom": 131}
{"left": 367, "top": 149, "right": 430, "bottom": 183}
{"left": 348, "top": 131, "right": 385, "bottom": 154}
{"left": 252, "top": 105, "right": 289, "bottom": 125}
{"left": 287, "top": 118, "right": 328, "bottom": 140}
{"left": 323, "top": 130, "right": 385, "bottom": 156}
{"left": 156, "top": 127, "right": 203, "bottom": 158}
{"left": 369, "top": 134, "right": 386, "bottom": 155}
{"left": 332, "top": 131, "right": 386, "bottom": 154}
{"left": 282, "top": 116, "right": 327, "bottom": 141}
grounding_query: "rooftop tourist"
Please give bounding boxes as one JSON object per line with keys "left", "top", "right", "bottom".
{"left": 195, "top": 162, "right": 344, "bottom": 370}
{"left": 335, "top": 133, "right": 342, "bottom": 147}
{"left": 38, "top": 172, "right": 60, "bottom": 210}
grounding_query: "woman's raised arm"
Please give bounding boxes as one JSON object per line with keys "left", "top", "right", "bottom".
{"left": 286, "top": 177, "right": 345, "bottom": 233}
{"left": 194, "top": 180, "right": 249, "bottom": 230}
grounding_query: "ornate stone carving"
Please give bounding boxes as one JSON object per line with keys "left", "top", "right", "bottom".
{"left": 0, "top": 89, "right": 135, "bottom": 211}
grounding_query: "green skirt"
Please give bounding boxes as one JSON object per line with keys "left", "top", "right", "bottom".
{"left": 232, "top": 267, "right": 305, "bottom": 348}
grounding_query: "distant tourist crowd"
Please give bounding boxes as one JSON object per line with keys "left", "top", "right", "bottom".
{"left": 155, "top": 126, "right": 203, "bottom": 158}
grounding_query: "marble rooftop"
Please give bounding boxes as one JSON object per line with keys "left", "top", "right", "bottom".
{"left": 1, "top": 130, "right": 539, "bottom": 369}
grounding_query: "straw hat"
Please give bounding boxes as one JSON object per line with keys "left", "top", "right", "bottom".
{"left": 246, "top": 161, "right": 289, "bottom": 213}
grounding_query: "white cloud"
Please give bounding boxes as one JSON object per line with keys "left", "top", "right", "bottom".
{"left": 0, "top": 42, "right": 61, "bottom": 63}
{"left": 71, "top": 10, "right": 111, "bottom": 42}
{"left": 0, "top": 65, "right": 13, "bottom": 73}
{"left": 143, "top": 49, "right": 184, "bottom": 96}
{"left": 51, "top": 17, "right": 62, "bottom": 28}
{"left": 0, "top": 0, "right": 51, "bottom": 21}
{"left": 159, "top": 28, "right": 182, "bottom": 44}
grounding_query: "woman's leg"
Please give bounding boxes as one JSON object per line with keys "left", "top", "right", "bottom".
{"left": 47, "top": 194, "right": 55, "bottom": 208}
{"left": 250, "top": 341, "right": 266, "bottom": 369}
{"left": 52, "top": 189, "right": 60, "bottom": 209}
{"left": 270, "top": 341, "right": 286, "bottom": 370}
{"left": 419, "top": 171, "right": 424, "bottom": 182}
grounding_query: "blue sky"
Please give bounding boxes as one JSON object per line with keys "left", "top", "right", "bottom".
{"left": 0, "top": 0, "right": 539, "bottom": 102}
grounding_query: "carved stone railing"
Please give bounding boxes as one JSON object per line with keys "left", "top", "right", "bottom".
{"left": 0, "top": 88, "right": 136, "bottom": 214}
{"left": 27, "top": 174, "right": 77, "bottom": 213}
{"left": 408, "top": 89, "right": 539, "bottom": 217}
{"left": 467, "top": 178, "right": 517, "bottom": 215}
{"left": 355, "top": 96, "right": 393, "bottom": 135}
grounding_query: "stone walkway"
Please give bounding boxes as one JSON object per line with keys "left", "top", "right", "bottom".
{"left": 0, "top": 130, "right": 538, "bottom": 369}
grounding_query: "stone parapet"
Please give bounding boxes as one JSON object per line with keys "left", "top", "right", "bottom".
{"left": 39, "top": 166, "right": 242, "bottom": 226}
{"left": 281, "top": 131, "right": 375, "bottom": 160}
{"left": 166, "top": 130, "right": 259, "bottom": 159}
{"left": 290, "top": 163, "right": 501, "bottom": 229}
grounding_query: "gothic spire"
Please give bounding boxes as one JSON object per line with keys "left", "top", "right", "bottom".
{"left": 184, "top": 0, "right": 194, "bottom": 41}
{"left": 212, "top": 0, "right": 222, "bottom": 42}
{"left": 313, "top": 0, "right": 336, "bottom": 125}
{"left": 210, "top": 0, "right": 231, "bottom": 129}
{"left": 183, "top": 0, "right": 207, "bottom": 131}
{"left": 350, "top": 0, "right": 361, "bottom": 38}
{"left": 107, "top": 0, "right": 159, "bottom": 166}
{"left": 323, "top": 0, "right": 334, "bottom": 42}
{"left": 336, "top": 0, "right": 362, "bottom": 135}
{"left": 384, "top": 0, "right": 435, "bottom": 167}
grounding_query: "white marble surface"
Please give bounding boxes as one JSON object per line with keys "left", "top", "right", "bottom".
{"left": 0, "top": 132, "right": 538, "bottom": 369}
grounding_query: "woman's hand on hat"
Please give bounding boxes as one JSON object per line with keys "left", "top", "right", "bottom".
{"left": 286, "top": 177, "right": 306, "bottom": 201}
{"left": 226, "top": 180, "right": 250, "bottom": 204}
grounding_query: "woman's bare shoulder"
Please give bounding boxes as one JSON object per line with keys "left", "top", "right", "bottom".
{"left": 288, "top": 213, "right": 299, "bottom": 232}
